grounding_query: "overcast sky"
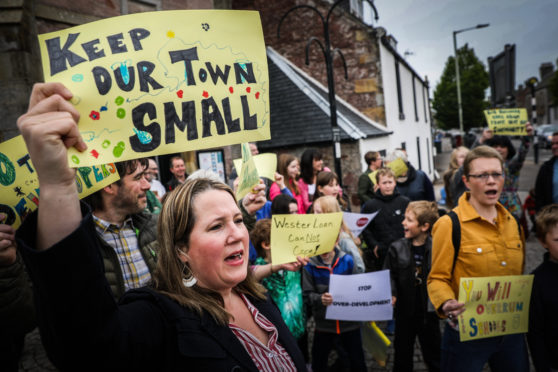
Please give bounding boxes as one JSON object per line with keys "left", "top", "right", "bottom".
{"left": 365, "top": 0, "right": 558, "bottom": 94}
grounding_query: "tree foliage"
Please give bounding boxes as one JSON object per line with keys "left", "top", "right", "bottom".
{"left": 432, "top": 44, "right": 489, "bottom": 130}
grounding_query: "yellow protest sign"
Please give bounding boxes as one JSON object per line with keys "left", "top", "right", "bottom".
{"left": 236, "top": 143, "right": 260, "bottom": 200}
{"left": 484, "top": 108, "right": 528, "bottom": 136}
{"left": 0, "top": 136, "right": 119, "bottom": 229}
{"left": 270, "top": 212, "right": 343, "bottom": 265}
{"left": 233, "top": 153, "right": 277, "bottom": 181}
{"left": 457, "top": 275, "right": 534, "bottom": 341}
{"left": 38, "top": 10, "right": 270, "bottom": 167}
{"left": 367, "top": 158, "right": 408, "bottom": 185}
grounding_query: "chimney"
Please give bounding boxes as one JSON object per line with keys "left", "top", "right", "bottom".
{"left": 387, "top": 34, "right": 398, "bottom": 50}
{"left": 540, "top": 62, "right": 554, "bottom": 79}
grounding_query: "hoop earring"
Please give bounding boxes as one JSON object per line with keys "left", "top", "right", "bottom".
{"left": 182, "top": 265, "right": 197, "bottom": 288}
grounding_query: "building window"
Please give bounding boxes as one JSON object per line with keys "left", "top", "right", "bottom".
{"left": 426, "top": 137, "right": 431, "bottom": 174}
{"left": 400, "top": 142, "right": 406, "bottom": 151}
{"left": 412, "top": 77, "right": 418, "bottom": 122}
{"left": 395, "top": 61, "right": 405, "bottom": 120}
{"left": 423, "top": 86, "right": 428, "bottom": 123}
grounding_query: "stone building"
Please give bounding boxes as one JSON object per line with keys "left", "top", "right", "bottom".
{"left": 516, "top": 61, "right": 558, "bottom": 125}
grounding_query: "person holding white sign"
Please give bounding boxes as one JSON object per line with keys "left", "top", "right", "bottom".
{"left": 302, "top": 245, "right": 366, "bottom": 371}
{"left": 428, "top": 146, "right": 527, "bottom": 372}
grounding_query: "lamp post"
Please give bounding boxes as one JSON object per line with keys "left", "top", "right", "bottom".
{"left": 453, "top": 23, "right": 489, "bottom": 133}
{"left": 278, "top": 0, "right": 379, "bottom": 186}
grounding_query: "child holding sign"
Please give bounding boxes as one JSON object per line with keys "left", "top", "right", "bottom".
{"left": 302, "top": 245, "right": 366, "bottom": 371}
{"left": 528, "top": 204, "right": 558, "bottom": 371}
{"left": 384, "top": 201, "right": 441, "bottom": 372}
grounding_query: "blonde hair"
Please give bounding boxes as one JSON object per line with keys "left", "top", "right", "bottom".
{"left": 449, "top": 146, "right": 469, "bottom": 171}
{"left": 535, "top": 204, "right": 558, "bottom": 242}
{"left": 153, "top": 178, "right": 265, "bottom": 325}
{"left": 375, "top": 167, "right": 395, "bottom": 184}
{"left": 314, "top": 196, "right": 357, "bottom": 242}
{"left": 406, "top": 201, "right": 439, "bottom": 231}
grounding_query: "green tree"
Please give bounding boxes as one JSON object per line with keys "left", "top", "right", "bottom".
{"left": 432, "top": 44, "right": 489, "bottom": 130}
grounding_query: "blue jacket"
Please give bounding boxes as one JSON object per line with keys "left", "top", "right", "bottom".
{"left": 302, "top": 248, "right": 360, "bottom": 334}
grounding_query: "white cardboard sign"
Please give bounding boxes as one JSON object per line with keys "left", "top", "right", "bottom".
{"left": 326, "top": 270, "right": 393, "bottom": 321}
{"left": 342, "top": 211, "right": 378, "bottom": 237}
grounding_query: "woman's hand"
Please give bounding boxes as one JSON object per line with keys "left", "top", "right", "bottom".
{"left": 321, "top": 292, "right": 333, "bottom": 306}
{"left": 442, "top": 299, "right": 465, "bottom": 326}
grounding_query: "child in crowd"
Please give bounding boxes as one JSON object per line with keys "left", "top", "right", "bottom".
{"left": 312, "top": 171, "right": 350, "bottom": 212}
{"left": 528, "top": 204, "right": 558, "bottom": 372}
{"left": 384, "top": 201, "right": 441, "bottom": 372}
{"left": 250, "top": 219, "right": 306, "bottom": 340}
{"left": 302, "top": 242, "right": 366, "bottom": 371}
{"left": 361, "top": 168, "right": 410, "bottom": 271}
{"left": 313, "top": 195, "right": 365, "bottom": 273}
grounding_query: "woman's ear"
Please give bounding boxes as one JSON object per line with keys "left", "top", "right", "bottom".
{"left": 262, "top": 241, "right": 271, "bottom": 251}
{"left": 177, "top": 245, "right": 188, "bottom": 264}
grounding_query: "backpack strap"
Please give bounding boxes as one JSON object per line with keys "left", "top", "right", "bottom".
{"left": 447, "top": 210, "right": 460, "bottom": 275}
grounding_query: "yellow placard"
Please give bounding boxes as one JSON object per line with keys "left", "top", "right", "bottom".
{"left": 484, "top": 108, "right": 528, "bottom": 136}
{"left": 457, "top": 275, "right": 533, "bottom": 341}
{"left": 233, "top": 153, "right": 277, "bottom": 181}
{"left": 38, "top": 10, "right": 270, "bottom": 167}
{"left": 0, "top": 136, "right": 120, "bottom": 229}
{"left": 235, "top": 143, "right": 260, "bottom": 200}
{"left": 270, "top": 212, "right": 343, "bottom": 265}
{"left": 367, "top": 158, "right": 408, "bottom": 185}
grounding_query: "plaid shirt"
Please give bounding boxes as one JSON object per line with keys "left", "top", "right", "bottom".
{"left": 93, "top": 215, "right": 152, "bottom": 291}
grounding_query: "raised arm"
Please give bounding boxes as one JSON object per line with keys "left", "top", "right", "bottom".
{"left": 16, "top": 82, "right": 87, "bottom": 250}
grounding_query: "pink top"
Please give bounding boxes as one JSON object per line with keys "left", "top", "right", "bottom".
{"left": 269, "top": 181, "right": 306, "bottom": 214}
{"left": 229, "top": 294, "right": 297, "bottom": 372}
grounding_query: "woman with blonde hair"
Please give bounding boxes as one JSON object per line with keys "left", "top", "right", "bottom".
{"left": 313, "top": 196, "right": 365, "bottom": 273}
{"left": 443, "top": 146, "right": 469, "bottom": 208}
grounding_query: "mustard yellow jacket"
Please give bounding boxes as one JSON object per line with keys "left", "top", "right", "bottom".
{"left": 427, "top": 192, "right": 525, "bottom": 316}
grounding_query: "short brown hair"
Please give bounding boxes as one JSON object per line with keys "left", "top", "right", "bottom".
{"left": 364, "top": 151, "right": 380, "bottom": 166}
{"left": 169, "top": 155, "right": 184, "bottom": 168}
{"left": 535, "top": 204, "right": 558, "bottom": 242}
{"left": 463, "top": 145, "right": 503, "bottom": 177}
{"left": 250, "top": 219, "right": 271, "bottom": 258}
{"left": 375, "top": 167, "right": 395, "bottom": 184}
{"left": 406, "top": 201, "right": 439, "bottom": 230}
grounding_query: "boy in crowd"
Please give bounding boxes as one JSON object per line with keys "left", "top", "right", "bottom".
{"left": 361, "top": 168, "right": 410, "bottom": 271}
{"left": 384, "top": 201, "right": 441, "bottom": 372}
{"left": 528, "top": 204, "right": 558, "bottom": 371}
{"left": 302, "top": 246, "right": 366, "bottom": 372}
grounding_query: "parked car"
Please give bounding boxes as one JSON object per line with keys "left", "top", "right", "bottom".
{"left": 538, "top": 124, "right": 558, "bottom": 148}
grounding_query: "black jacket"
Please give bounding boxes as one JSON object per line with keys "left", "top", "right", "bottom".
{"left": 383, "top": 236, "right": 435, "bottom": 318}
{"left": 361, "top": 190, "right": 410, "bottom": 254}
{"left": 17, "top": 208, "right": 305, "bottom": 372}
{"left": 395, "top": 164, "right": 435, "bottom": 202}
{"left": 535, "top": 156, "right": 556, "bottom": 212}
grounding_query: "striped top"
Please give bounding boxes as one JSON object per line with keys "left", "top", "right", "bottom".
{"left": 229, "top": 294, "right": 297, "bottom": 372}
{"left": 93, "top": 215, "right": 151, "bottom": 291}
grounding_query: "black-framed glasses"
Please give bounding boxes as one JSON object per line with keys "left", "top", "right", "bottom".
{"left": 467, "top": 172, "right": 504, "bottom": 182}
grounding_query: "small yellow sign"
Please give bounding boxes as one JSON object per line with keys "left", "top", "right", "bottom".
{"left": 38, "top": 10, "right": 270, "bottom": 167}
{"left": 484, "top": 108, "right": 528, "bottom": 136}
{"left": 270, "top": 212, "right": 343, "bottom": 265}
{"left": 457, "top": 275, "right": 533, "bottom": 341}
{"left": 0, "top": 136, "right": 120, "bottom": 228}
{"left": 236, "top": 143, "right": 260, "bottom": 200}
{"left": 233, "top": 153, "right": 277, "bottom": 181}
{"left": 368, "top": 158, "right": 409, "bottom": 185}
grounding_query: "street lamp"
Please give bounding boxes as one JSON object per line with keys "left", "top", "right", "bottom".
{"left": 453, "top": 23, "right": 489, "bottom": 133}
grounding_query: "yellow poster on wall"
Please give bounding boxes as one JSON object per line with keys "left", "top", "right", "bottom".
{"left": 0, "top": 136, "right": 119, "bottom": 229}
{"left": 38, "top": 10, "right": 270, "bottom": 167}
{"left": 457, "top": 275, "right": 534, "bottom": 341}
{"left": 484, "top": 108, "right": 528, "bottom": 136}
{"left": 270, "top": 212, "right": 343, "bottom": 265}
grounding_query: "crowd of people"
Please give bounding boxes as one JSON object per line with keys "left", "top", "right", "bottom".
{"left": 1, "top": 82, "right": 557, "bottom": 372}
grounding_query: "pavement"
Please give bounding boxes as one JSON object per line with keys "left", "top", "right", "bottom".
{"left": 18, "top": 138, "right": 551, "bottom": 371}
